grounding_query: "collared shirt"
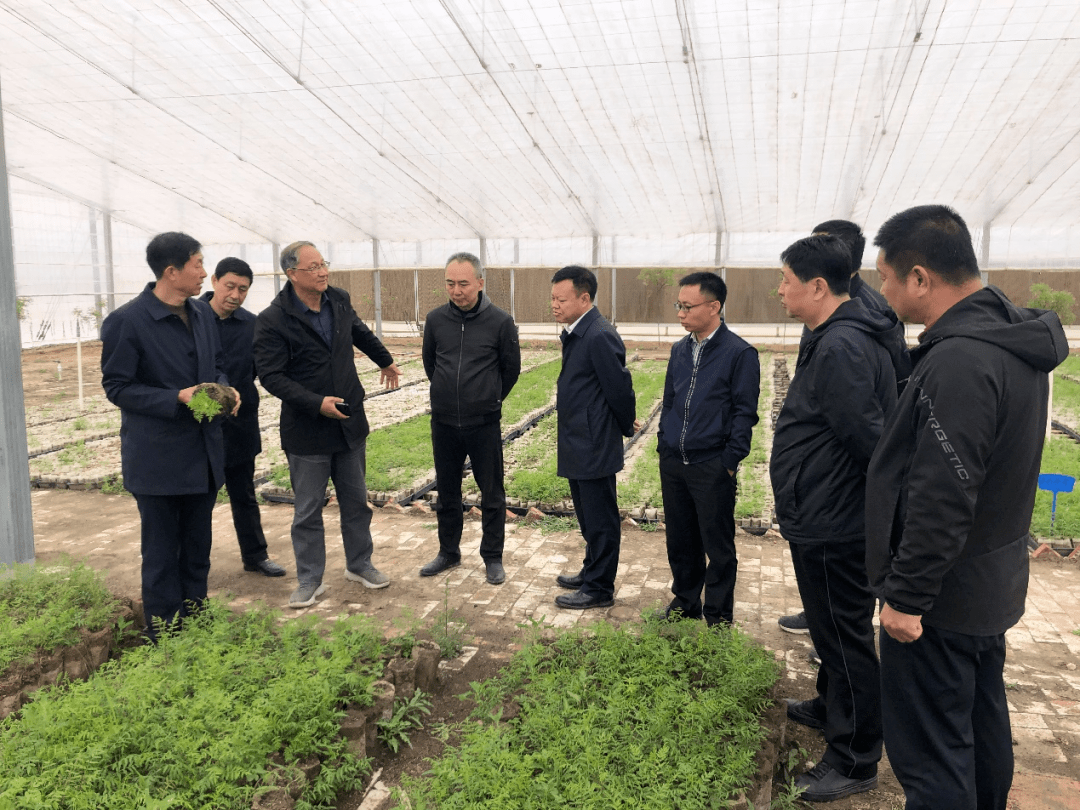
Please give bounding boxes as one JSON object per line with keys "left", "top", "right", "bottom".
{"left": 563, "top": 305, "right": 594, "bottom": 336}
{"left": 690, "top": 324, "right": 720, "bottom": 365}
{"left": 290, "top": 287, "right": 333, "bottom": 347}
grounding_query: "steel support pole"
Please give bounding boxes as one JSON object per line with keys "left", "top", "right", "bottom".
{"left": 0, "top": 74, "right": 35, "bottom": 566}
{"left": 103, "top": 212, "right": 115, "bottom": 313}
{"left": 372, "top": 239, "right": 382, "bottom": 338}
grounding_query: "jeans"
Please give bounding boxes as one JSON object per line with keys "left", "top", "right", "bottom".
{"left": 288, "top": 442, "right": 374, "bottom": 587}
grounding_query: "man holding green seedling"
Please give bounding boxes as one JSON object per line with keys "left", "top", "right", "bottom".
{"left": 254, "top": 241, "right": 401, "bottom": 610}
{"left": 201, "top": 257, "right": 286, "bottom": 579}
{"left": 421, "top": 252, "right": 520, "bottom": 586}
{"left": 867, "top": 205, "right": 1067, "bottom": 810}
{"left": 101, "top": 231, "right": 240, "bottom": 641}
{"left": 551, "top": 265, "right": 637, "bottom": 609}
{"left": 656, "top": 271, "right": 759, "bottom": 628}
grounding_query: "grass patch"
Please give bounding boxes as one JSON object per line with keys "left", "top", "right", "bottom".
{"left": 0, "top": 560, "right": 120, "bottom": 673}
{"left": 1033, "top": 435, "right": 1080, "bottom": 540}
{"left": 366, "top": 414, "right": 435, "bottom": 493}
{"left": 735, "top": 352, "right": 771, "bottom": 521}
{"left": 0, "top": 601, "right": 386, "bottom": 810}
{"left": 618, "top": 435, "right": 662, "bottom": 508}
{"left": 405, "top": 619, "right": 780, "bottom": 809}
{"left": 504, "top": 414, "right": 569, "bottom": 503}
{"left": 502, "top": 360, "right": 560, "bottom": 425}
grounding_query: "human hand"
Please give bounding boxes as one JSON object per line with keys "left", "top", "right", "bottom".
{"left": 320, "top": 396, "right": 349, "bottom": 419}
{"left": 880, "top": 603, "right": 923, "bottom": 643}
{"left": 381, "top": 362, "right": 401, "bottom": 390}
{"left": 177, "top": 385, "right": 198, "bottom": 404}
{"left": 229, "top": 387, "right": 242, "bottom": 416}
{"left": 633, "top": 419, "right": 643, "bottom": 433}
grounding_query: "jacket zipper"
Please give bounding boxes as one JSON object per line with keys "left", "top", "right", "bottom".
{"left": 456, "top": 319, "right": 465, "bottom": 428}
{"left": 678, "top": 342, "right": 702, "bottom": 465}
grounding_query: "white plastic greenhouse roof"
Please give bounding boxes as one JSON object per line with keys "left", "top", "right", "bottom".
{"left": 1, "top": 0, "right": 1080, "bottom": 266}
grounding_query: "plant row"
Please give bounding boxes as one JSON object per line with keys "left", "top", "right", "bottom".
{"left": 405, "top": 618, "right": 781, "bottom": 809}
{"left": 0, "top": 600, "right": 391, "bottom": 810}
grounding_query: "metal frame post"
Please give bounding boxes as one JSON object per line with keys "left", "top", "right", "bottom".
{"left": 0, "top": 73, "right": 35, "bottom": 565}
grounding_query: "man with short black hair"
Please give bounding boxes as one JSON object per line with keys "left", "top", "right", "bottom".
{"left": 420, "top": 252, "right": 520, "bottom": 585}
{"left": 656, "top": 271, "right": 758, "bottom": 627}
{"left": 101, "top": 232, "right": 239, "bottom": 639}
{"left": 771, "top": 234, "right": 906, "bottom": 802}
{"left": 550, "top": 265, "right": 636, "bottom": 609}
{"left": 201, "top": 257, "right": 285, "bottom": 578}
{"left": 777, "top": 218, "right": 909, "bottom": 640}
{"left": 254, "top": 241, "right": 400, "bottom": 609}
{"left": 868, "top": 205, "right": 1067, "bottom": 810}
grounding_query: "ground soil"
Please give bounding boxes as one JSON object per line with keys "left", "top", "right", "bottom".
{"left": 14, "top": 340, "right": 1080, "bottom": 810}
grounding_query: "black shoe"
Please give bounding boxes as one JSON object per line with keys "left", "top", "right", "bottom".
{"left": 650, "top": 605, "right": 702, "bottom": 622}
{"left": 485, "top": 561, "right": 506, "bottom": 585}
{"left": 556, "top": 571, "right": 584, "bottom": 590}
{"left": 420, "top": 554, "right": 460, "bottom": 577}
{"left": 554, "top": 591, "right": 614, "bottom": 610}
{"left": 778, "top": 610, "right": 810, "bottom": 634}
{"left": 795, "top": 762, "right": 877, "bottom": 802}
{"left": 784, "top": 698, "right": 826, "bottom": 731}
{"left": 244, "top": 558, "right": 287, "bottom": 577}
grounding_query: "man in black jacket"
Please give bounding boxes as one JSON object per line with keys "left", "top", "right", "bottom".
{"left": 868, "top": 205, "right": 1068, "bottom": 810}
{"left": 779, "top": 219, "right": 910, "bottom": 639}
{"left": 551, "top": 265, "right": 637, "bottom": 609}
{"left": 770, "top": 235, "right": 905, "bottom": 802}
{"left": 656, "top": 272, "right": 758, "bottom": 626}
{"left": 201, "top": 257, "right": 286, "bottom": 578}
{"left": 419, "top": 252, "right": 520, "bottom": 585}
{"left": 254, "top": 241, "right": 400, "bottom": 609}
{"left": 101, "top": 232, "right": 238, "bottom": 639}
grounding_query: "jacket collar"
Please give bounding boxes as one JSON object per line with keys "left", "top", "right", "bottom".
{"left": 142, "top": 281, "right": 194, "bottom": 322}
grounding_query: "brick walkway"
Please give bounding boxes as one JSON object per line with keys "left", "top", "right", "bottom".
{"left": 29, "top": 488, "right": 1080, "bottom": 804}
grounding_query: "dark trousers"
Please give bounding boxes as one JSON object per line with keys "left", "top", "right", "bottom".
{"left": 431, "top": 419, "right": 505, "bottom": 563}
{"left": 224, "top": 455, "right": 269, "bottom": 565}
{"left": 880, "top": 624, "right": 1012, "bottom": 810}
{"left": 660, "top": 454, "right": 738, "bottom": 624}
{"left": 789, "top": 540, "right": 882, "bottom": 778}
{"left": 134, "top": 490, "right": 216, "bottom": 638}
{"left": 569, "top": 475, "right": 621, "bottom": 600}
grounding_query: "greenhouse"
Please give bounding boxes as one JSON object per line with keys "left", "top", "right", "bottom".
{"left": 2, "top": 2, "right": 1080, "bottom": 807}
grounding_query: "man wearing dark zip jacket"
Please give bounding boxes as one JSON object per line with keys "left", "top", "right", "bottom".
{"left": 254, "top": 241, "right": 400, "bottom": 610}
{"left": 868, "top": 205, "right": 1068, "bottom": 810}
{"left": 420, "top": 252, "right": 521, "bottom": 585}
{"left": 770, "top": 235, "right": 906, "bottom": 802}
{"left": 779, "top": 220, "right": 912, "bottom": 642}
{"left": 656, "top": 271, "right": 759, "bottom": 627}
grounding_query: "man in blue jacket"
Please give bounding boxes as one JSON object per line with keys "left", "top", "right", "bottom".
{"left": 254, "top": 242, "right": 400, "bottom": 609}
{"left": 101, "top": 232, "right": 238, "bottom": 639}
{"left": 420, "top": 252, "right": 520, "bottom": 585}
{"left": 201, "top": 257, "right": 286, "bottom": 578}
{"left": 771, "top": 235, "right": 906, "bottom": 801}
{"left": 657, "top": 272, "right": 759, "bottom": 627}
{"left": 868, "top": 205, "right": 1067, "bottom": 810}
{"left": 551, "top": 265, "right": 637, "bottom": 609}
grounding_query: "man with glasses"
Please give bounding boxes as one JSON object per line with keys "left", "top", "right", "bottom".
{"left": 655, "top": 272, "right": 759, "bottom": 626}
{"left": 254, "top": 241, "right": 400, "bottom": 608}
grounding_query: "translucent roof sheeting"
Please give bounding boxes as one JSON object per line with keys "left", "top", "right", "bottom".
{"left": 1, "top": 0, "right": 1079, "bottom": 271}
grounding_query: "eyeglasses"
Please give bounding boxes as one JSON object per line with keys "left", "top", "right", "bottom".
{"left": 297, "top": 261, "right": 330, "bottom": 273}
{"left": 673, "top": 300, "right": 716, "bottom": 313}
